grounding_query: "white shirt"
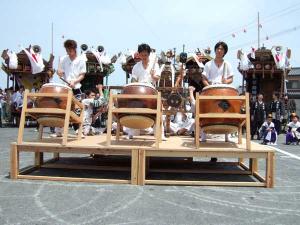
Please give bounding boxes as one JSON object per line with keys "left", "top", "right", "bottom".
{"left": 132, "top": 61, "right": 160, "bottom": 85}
{"left": 82, "top": 97, "right": 105, "bottom": 123}
{"left": 59, "top": 55, "right": 86, "bottom": 84}
{"left": 288, "top": 121, "right": 300, "bottom": 129}
{"left": 202, "top": 60, "right": 233, "bottom": 85}
{"left": 12, "top": 91, "right": 23, "bottom": 108}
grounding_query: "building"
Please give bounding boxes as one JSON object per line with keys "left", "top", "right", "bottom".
{"left": 287, "top": 67, "right": 300, "bottom": 116}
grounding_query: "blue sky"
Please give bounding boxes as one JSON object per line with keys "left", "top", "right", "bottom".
{"left": 1, "top": 0, "right": 300, "bottom": 89}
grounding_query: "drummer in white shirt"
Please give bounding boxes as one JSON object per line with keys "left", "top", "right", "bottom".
{"left": 201, "top": 41, "right": 234, "bottom": 162}
{"left": 131, "top": 43, "right": 160, "bottom": 85}
{"left": 127, "top": 43, "right": 166, "bottom": 140}
{"left": 202, "top": 41, "right": 233, "bottom": 86}
{"left": 57, "top": 39, "right": 86, "bottom": 98}
{"left": 52, "top": 39, "right": 86, "bottom": 137}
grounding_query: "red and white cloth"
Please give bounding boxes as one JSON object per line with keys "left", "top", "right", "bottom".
{"left": 22, "top": 46, "right": 45, "bottom": 74}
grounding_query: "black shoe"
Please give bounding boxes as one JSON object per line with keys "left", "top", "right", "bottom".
{"left": 210, "top": 158, "right": 218, "bottom": 163}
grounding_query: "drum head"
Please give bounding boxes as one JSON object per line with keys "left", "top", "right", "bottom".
{"left": 42, "top": 82, "right": 71, "bottom": 89}
{"left": 202, "top": 83, "right": 236, "bottom": 91}
{"left": 120, "top": 115, "right": 154, "bottom": 129}
{"left": 124, "top": 82, "right": 156, "bottom": 90}
{"left": 37, "top": 116, "right": 65, "bottom": 127}
{"left": 202, "top": 124, "right": 238, "bottom": 134}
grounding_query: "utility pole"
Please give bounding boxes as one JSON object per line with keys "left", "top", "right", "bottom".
{"left": 51, "top": 22, "right": 54, "bottom": 54}
{"left": 258, "top": 12, "right": 260, "bottom": 50}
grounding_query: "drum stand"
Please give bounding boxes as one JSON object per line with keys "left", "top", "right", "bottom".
{"left": 195, "top": 92, "right": 251, "bottom": 150}
{"left": 106, "top": 90, "right": 162, "bottom": 148}
{"left": 17, "top": 89, "right": 84, "bottom": 146}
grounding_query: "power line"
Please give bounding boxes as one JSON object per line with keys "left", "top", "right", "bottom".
{"left": 127, "top": 0, "right": 160, "bottom": 41}
{"left": 229, "top": 24, "right": 300, "bottom": 52}
{"left": 198, "top": 3, "right": 300, "bottom": 47}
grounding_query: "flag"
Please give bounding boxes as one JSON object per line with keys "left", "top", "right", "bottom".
{"left": 22, "top": 46, "right": 45, "bottom": 74}
{"left": 271, "top": 46, "right": 285, "bottom": 69}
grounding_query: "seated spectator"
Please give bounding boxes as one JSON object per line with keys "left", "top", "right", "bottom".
{"left": 286, "top": 114, "right": 300, "bottom": 145}
{"left": 260, "top": 114, "right": 277, "bottom": 145}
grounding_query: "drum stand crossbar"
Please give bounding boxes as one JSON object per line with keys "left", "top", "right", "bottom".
{"left": 17, "top": 89, "right": 84, "bottom": 146}
{"left": 195, "top": 92, "right": 251, "bottom": 150}
{"left": 106, "top": 91, "right": 162, "bottom": 148}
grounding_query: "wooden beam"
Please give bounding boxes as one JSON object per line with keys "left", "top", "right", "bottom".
{"left": 145, "top": 180, "right": 265, "bottom": 187}
{"left": 10, "top": 143, "right": 19, "bottom": 179}
{"left": 198, "top": 96, "right": 247, "bottom": 100}
{"left": 112, "top": 108, "right": 158, "bottom": 114}
{"left": 245, "top": 92, "right": 252, "bottom": 150}
{"left": 131, "top": 150, "right": 139, "bottom": 185}
{"left": 138, "top": 150, "right": 146, "bottom": 185}
{"left": 17, "top": 175, "right": 130, "bottom": 184}
{"left": 112, "top": 94, "right": 158, "bottom": 99}
{"left": 198, "top": 113, "right": 246, "bottom": 118}
{"left": 17, "top": 90, "right": 29, "bottom": 144}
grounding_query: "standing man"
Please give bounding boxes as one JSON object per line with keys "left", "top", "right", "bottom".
{"left": 251, "top": 94, "right": 266, "bottom": 140}
{"left": 52, "top": 39, "right": 86, "bottom": 137}
{"left": 270, "top": 92, "right": 283, "bottom": 134}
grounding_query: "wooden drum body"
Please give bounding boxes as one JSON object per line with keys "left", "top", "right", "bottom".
{"left": 118, "top": 83, "right": 157, "bottom": 129}
{"left": 200, "top": 84, "right": 242, "bottom": 134}
{"left": 35, "top": 83, "right": 72, "bottom": 127}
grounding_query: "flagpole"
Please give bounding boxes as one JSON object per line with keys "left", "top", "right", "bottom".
{"left": 257, "top": 12, "right": 260, "bottom": 49}
{"left": 51, "top": 22, "right": 54, "bottom": 54}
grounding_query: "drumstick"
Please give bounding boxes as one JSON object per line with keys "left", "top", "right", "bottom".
{"left": 59, "top": 77, "right": 71, "bottom": 86}
{"left": 57, "top": 56, "right": 71, "bottom": 87}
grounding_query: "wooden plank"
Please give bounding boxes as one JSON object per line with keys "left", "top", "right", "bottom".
{"left": 10, "top": 143, "right": 19, "bottom": 179}
{"left": 116, "top": 118, "right": 121, "bottom": 141}
{"left": 198, "top": 113, "right": 246, "bottom": 118}
{"left": 19, "top": 166, "right": 39, "bottom": 175}
{"left": 266, "top": 152, "right": 275, "bottom": 188}
{"left": 245, "top": 92, "right": 251, "bottom": 150}
{"left": 131, "top": 150, "right": 139, "bottom": 185}
{"left": 42, "top": 163, "right": 131, "bottom": 172}
{"left": 155, "top": 92, "right": 161, "bottom": 148}
{"left": 72, "top": 96, "right": 83, "bottom": 109}
{"left": 38, "top": 125, "right": 44, "bottom": 141}
{"left": 27, "top": 93, "right": 69, "bottom": 97}
{"left": 17, "top": 175, "right": 131, "bottom": 184}
{"left": 77, "top": 107, "right": 84, "bottom": 141}
{"left": 112, "top": 94, "right": 158, "bottom": 99}
{"left": 106, "top": 90, "right": 114, "bottom": 146}
{"left": 112, "top": 108, "right": 157, "bottom": 114}
{"left": 145, "top": 180, "right": 265, "bottom": 187}
{"left": 253, "top": 171, "right": 266, "bottom": 183}
{"left": 26, "top": 108, "right": 66, "bottom": 114}
{"left": 138, "top": 150, "right": 146, "bottom": 185}
{"left": 62, "top": 90, "right": 73, "bottom": 145}
{"left": 239, "top": 162, "right": 249, "bottom": 171}
{"left": 195, "top": 92, "right": 200, "bottom": 148}
{"left": 238, "top": 124, "right": 242, "bottom": 144}
{"left": 198, "top": 96, "right": 246, "bottom": 100}
{"left": 249, "top": 158, "right": 258, "bottom": 174}
{"left": 17, "top": 90, "right": 29, "bottom": 144}
{"left": 70, "top": 112, "right": 82, "bottom": 124}
{"left": 149, "top": 168, "right": 252, "bottom": 175}
{"left": 145, "top": 150, "right": 268, "bottom": 158}
{"left": 34, "top": 152, "right": 44, "bottom": 167}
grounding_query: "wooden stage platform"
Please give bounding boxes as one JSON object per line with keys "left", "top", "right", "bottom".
{"left": 10, "top": 134, "right": 275, "bottom": 188}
